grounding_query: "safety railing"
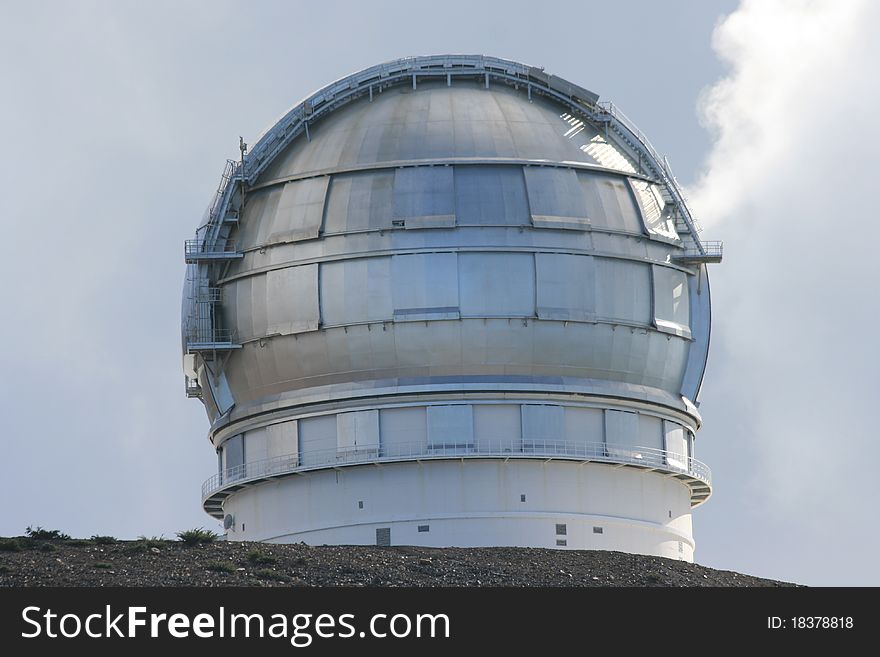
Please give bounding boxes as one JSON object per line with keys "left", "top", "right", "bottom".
{"left": 596, "top": 100, "right": 704, "bottom": 239}
{"left": 190, "top": 286, "right": 223, "bottom": 304}
{"left": 202, "top": 438, "right": 711, "bottom": 501}
{"left": 185, "top": 327, "right": 238, "bottom": 349}
{"left": 200, "top": 159, "right": 238, "bottom": 228}
{"left": 184, "top": 239, "right": 242, "bottom": 262}
{"left": 673, "top": 240, "right": 723, "bottom": 264}
{"left": 184, "top": 376, "right": 202, "bottom": 398}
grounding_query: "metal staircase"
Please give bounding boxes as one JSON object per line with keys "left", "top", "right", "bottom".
{"left": 182, "top": 159, "right": 246, "bottom": 398}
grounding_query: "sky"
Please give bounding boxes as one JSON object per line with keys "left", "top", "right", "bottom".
{"left": 1, "top": 0, "right": 876, "bottom": 586}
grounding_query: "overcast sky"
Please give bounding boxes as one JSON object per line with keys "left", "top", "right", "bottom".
{"left": 1, "top": 0, "right": 876, "bottom": 586}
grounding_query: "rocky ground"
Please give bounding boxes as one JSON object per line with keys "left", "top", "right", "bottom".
{"left": 0, "top": 535, "right": 795, "bottom": 587}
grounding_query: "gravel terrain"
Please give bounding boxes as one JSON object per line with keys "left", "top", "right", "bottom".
{"left": 0, "top": 536, "right": 795, "bottom": 587}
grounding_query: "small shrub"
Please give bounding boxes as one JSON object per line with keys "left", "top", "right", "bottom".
{"left": 253, "top": 568, "right": 289, "bottom": 582}
{"left": 26, "top": 526, "right": 71, "bottom": 541}
{"left": 136, "top": 535, "right": 166, "bottom": 549}
{"left": 176, "top": 528, "right": 218, "bottom": 546}
{"left": 206, "top": 561, "right": 236, "bottom": 574}
{"left": 38, "top": 542, "right": 57, "bottom": 552}
{"left": 0, "top": 539, "right": 22, "bottom": 552}
{"left": 94, "top": 562, "right": 113, "bottom": 569}
{"left": 0, "top": 564, "right": 10, "bottom": 574}
{"left": 91, "top": 535, "right": 117, "bottom": 545}
{"left": 246, "top": 550, "right": 277, "bottom": 566}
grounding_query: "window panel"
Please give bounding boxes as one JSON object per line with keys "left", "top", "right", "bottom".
{"left": 459, "top": 252, "right": 535, "bottom": 317}
{"left": 454, "top": 166, "right": 529, "bottom": 226}
{"left": 536, "top": 253, "right": 595, "bottom": 321}
{"left": 524, "top": 166, "right": 590, "bottom": 230}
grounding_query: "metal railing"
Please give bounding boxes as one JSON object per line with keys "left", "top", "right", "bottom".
{"left": 596, "top": 101, "right": 704, "bottom": 239}
{"left": 185, "top": 327, "right": 238, "bottom": 348}
{"left": 184, "top": 376, "right": 202, "bottom": 398}
{"left": 200, "top": 159, "right": 237, "bottom": 228}
{"left": 678, "top": 241, "right": 723, "bottom": 260}
{"left": 195, "top": 55, "right": 707, "bottom": 260}
{"left": 190, "top": 285, "right": 223, "bottom": 304}
{"left": 202, "top": 438, "right": 711, "bottom": 501}
{"left": 184, "top": 239, "right": 241, "bottom": 260}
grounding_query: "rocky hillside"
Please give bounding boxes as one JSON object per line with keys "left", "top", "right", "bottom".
{"left": 0, "top": 535, "right": 794, "bottom": 587}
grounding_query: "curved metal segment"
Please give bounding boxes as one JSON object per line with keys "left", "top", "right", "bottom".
{"left": 202, "top": 439, "right": 712, "bottom": 517}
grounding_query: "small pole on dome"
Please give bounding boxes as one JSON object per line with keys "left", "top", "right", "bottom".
{"left": 239, "top": 136, "right": 248, "bottom": 203}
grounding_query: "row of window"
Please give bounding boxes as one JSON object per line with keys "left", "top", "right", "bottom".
{"left": 220, "top": 403, "right": 694, "bottom": 474}
{"left": 226, "top": 251, "right": 691, "bottom": 341}
{"left": 238, "top": 164, "right": 679, "bottom": 248}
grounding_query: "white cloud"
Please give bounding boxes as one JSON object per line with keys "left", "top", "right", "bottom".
{"left": 690, "top": 0, "right": 880, "bottom": 583}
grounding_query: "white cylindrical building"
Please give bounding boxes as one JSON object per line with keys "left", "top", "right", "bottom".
{"left": 182, "top": 55, "right": 720, "bottom": 561}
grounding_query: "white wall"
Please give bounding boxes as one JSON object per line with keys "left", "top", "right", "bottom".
{"left": 224, "top": 459, "right": 696, "bottom": 561}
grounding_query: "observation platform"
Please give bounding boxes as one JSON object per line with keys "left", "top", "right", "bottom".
{"left": 201, "top": 440, "right": 712, "bottom": 519}
{"left": 672, "top": 241, "right": 723, "bottom": 265}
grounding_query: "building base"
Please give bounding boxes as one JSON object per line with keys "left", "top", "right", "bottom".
{"left": 220, "top": 459, "right": 696, "bottom": 562}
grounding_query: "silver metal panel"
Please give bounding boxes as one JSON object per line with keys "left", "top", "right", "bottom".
{"left": 579, "top": 172, "right": 643, "bottom": 233}
{"left": 522, "top": 404, "right": 564, "bottom": 444}
{"left": 237, "top": 186, "right": 281, "bottom": 250}
{"left": 637, "top": 414, "right": 663, "bottom": 451}
{"left": 268, "top": 177, "right": 329, "bottom": 244}
{"left": 523, "top": 166, "right": 590, "bottom": 230}
{"left": 604, "top": 409, "right": 640, "bottom": 458}
{"left": 266, "top": 420, "right": 297, "bottom": 459}
{"left": 630, "top": 180, "right": 678, "bottom": 240}
{"left": 681, "top": 265, "right": 711, "bottom": 402}
{"left": 208, "top": 370, "right": 234, "bottom": 416}
{"left": 380, "top": 407, "right": 427, "bottom": 456}
{"left": 594, "top": 258, "right": 651, "bottom": 324}
{"left": 473, "top": 404, "right": 522, "bottom": 452}
{"left": 248, "top": 275, "right": 269, "bottom": 339}
{"left": 224, "top": 434, "right": 244, "bottom": 470}
{"left": 298, "top": 415, "right": 337, "bottom": 466}
{"left": 664, "top": 420, "right": 687, "bottom": 469}
{"left": 391, "top": 253, "right": 459, "bottom": 321}
{"left": 319, "top": 257, "right": 393, "bottom": 325}
{"left": 426, "top": 405, "right": 473, "bottom": 447}
{"left": 454, "top": 165, "right": 529, "bottom": 226}
{"left": 323, "top": 171, "right": 394, "bottom": 233}
{"left": 259, "top": 82, "right": 616, "bottom": 181}
{"left": 563, "top": 407, "right": 604, "bottom": 445}
{"left": 266, "top": 264, "right": 319, "bottom": 335}
{"left": 337, "top": 410, "right": 380, "bottom": 453}
{"left": 459, "top": 252, "right": 535, "bottom": 317}
{"left": 245, "top": 427, "right": 268, "bottom": 463}
{"left": 535, "top": 253, "right": 596, "bottom": 321}
{"left": 393, "top": 166, "right": 455, "bottom": 226}
{"left": 652, "top": 265, "right": 691, "bottom": 338}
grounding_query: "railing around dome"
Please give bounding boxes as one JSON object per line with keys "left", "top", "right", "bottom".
{"left": 201, "top": 438, "right": 712, "bottom": 504}
{"left": 239, "top": 55, "right": 705, "bottom": 248}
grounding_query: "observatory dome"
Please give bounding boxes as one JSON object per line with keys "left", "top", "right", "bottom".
{"left": 183, "top": 56, "right": 719, "bottom": 560}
